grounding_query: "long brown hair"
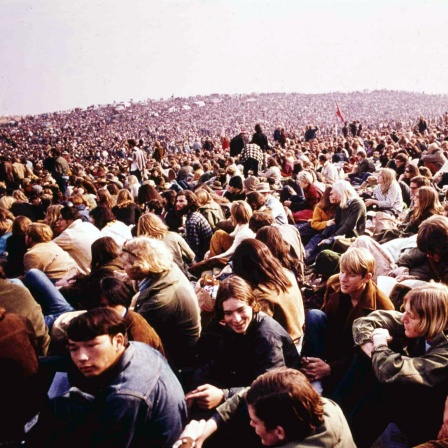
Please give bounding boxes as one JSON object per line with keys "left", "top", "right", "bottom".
{"left": 316, "top": 186, "right": 336, "bottom": 213}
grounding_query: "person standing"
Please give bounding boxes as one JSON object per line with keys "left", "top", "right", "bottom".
{"left": 127, "top": 138, "right": 146, "bottom": 182}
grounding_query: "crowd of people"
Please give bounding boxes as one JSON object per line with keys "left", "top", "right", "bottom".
{"left": 1, "top": 91, "right": 448, "bottom": 447}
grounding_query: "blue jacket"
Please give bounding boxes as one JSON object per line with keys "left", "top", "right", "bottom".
{"left": 30, "top": 342, "right": 187, "bottom": 448}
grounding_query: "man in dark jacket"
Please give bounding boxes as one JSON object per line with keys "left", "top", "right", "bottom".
{"left": 229, "top": 129, "right": 248, "bottom": 157}
{"left": 252, "top": 123, "right": 269, "bottom": 152}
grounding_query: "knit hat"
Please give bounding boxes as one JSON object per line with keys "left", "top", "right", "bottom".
{"left": 228, "top": 176, "right": 243, "bottom": 190}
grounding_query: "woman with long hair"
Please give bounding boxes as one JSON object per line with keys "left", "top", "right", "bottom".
{"left": 112, "top": 189, "right": 142, "bottom": 226}
{"left": 195, "top": 189, "right": 225, "bottom": 230}
{"left": 137, "top": 183, "right": 164, "bottom": 214}
{"left": 256, "top": 225, "right": 304, "bottom": 287}
{"left": 44, "top": 204, "right": 64, "bottom": 237}
{"left": 399, "top": 162, "right": 420, "bottom": 186}
{"left": 137, "top": 212, "right": 195, "bottom": 274}
{"left": 297, "top": 186, "right": 336, "bottom": 246}
{"left": 232, "top": 239, "right": 305, "bottom": 345}
{"left": 96, "top": 189, "right": 116, "bottom": 209}
{"left": 365, "top": 168, "right": 403, "bottom": 216}
{"left": 185, "top": 275, "right": 299, "bottom": 411}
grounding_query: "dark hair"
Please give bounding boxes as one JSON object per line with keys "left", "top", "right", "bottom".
{"left": 60, "top": 206, "right": 82, "bottom": 222}
{"left": 215, "top": 275, "right": 260, "bottom": 321}
{"left": 85, "top": 276, "right": 133, "bottom": 309}
{"left": 246, "top": 191, "right": 266, "bottom": 211}
{"left": 90, "top": 206, "right": 115, "bottom": 230}
{"left": 256, "top": 226, "right": 301, "bottom": 275}
{"left": 410, "top": 175, "right": 431, "bottom": 188}
{"left": 177, "top": 190, "right": 199, "bottom": 212}
{"left": 255, "top": 123, "right": 262, "bottom": 133}
{"left": 137, "top": 184, "right": 163, "bottom": 205}
{"left": 106, "top": 183, "right": 119, "bottom": 196}
{"left": 91, "top": 236, "right": 121, "bottom": 270}
{"left": 246, "top": 368, "right": 324, "bottom": 441}
{"left": 248, "top": 210, "right": 275, "bottom": 232}
{"left": 417, "top": 215, "right": 448, "bottom": 259}
{"left": 12, "top": 215, "right": 32, "bottom": 236}
{"left": 232, "top": 239, "right": 292, "bottom": 293}
{"left": 66, "top": 308, "right": 127, "bottom": 342}
{"left": 316, "top": 186, "right": 336, "bottom": 213}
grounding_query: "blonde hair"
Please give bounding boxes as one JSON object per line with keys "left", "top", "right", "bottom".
{"left": 26, "top": 223, "right": 54, "bottom": 243}
{"left": 231, "top": 200, "right": 252, "bottom": 224}
{"left": 0, "top": 196, "right": 16, "bottom": 210}
{"left": 116, "top": 189, "right": 134, "bottom": 208}
{"left": 195, "top": 189, "right": 212, "bottom": 206}
{"left": 297, "top": 171, "right": 313, "bottom": 186}
{"left": 137, "top": 213, "right": 168, "bottom": 240}
{"left": 122, "top": 237, "right": 172, "bottom": 275}
{"left": 403, "top": 283, "right": 448, "bottom": 340}
{"left": 0, "top": 207, "right": 14, "bottom": 236}
{"left": 340, "top": 247, "right": 375, "bottom": 278}
{"left": 45, "top": 204, "right": 64, "bottom": 228}
{"left": 331, "top": 180, "right": 358, "bottom": 209}
{"left": 12, "top": 190, "right": 28, "bottom": 203}
{"left": 378, "top": 168, "right": 396, "bottom": 195}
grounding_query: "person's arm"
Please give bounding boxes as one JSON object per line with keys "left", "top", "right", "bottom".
{"left": 23, "top": 252, "right": 43, "bottom": 273}
{"left": 177, "top": 235, "right": 196, "bottom": 264}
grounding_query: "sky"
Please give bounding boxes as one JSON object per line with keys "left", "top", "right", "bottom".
{"left": 1, "top": 0, "right": 447, "bottom": 116}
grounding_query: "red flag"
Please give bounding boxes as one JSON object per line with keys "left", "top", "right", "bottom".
{"left": 335, "top": 102, "right": 344, "bottom": 124}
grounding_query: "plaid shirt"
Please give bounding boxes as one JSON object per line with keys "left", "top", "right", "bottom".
{"left": 185, "top": 211, "right": 213, "bottom": 261}
{"left": 240, "top": 143, "right": 263, "bottom": 166}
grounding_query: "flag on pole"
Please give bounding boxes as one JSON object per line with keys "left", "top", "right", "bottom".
{"left": 335, "top": 102, "right": 345, "bottom": 124}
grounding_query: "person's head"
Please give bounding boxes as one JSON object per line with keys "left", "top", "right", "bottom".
{"left": 413, "top": 186, "right": 442, "bottom": 219}
{"left": 11, "top": 215, "right": 32, "bottom": 236}
{"left": 246, "top": 368, "right": 324, "bottom": 446}
{"left": 404, "top": 163, "right": 419, "bottom": 179}
{"left": 401, "top": 284, "right": 448, "bottom": 339}
{"left": 116, "top": 189, "right": 134, "bottom": 207}
{"left": 329, "top": 180, "right": 357, "bottom": 208}
{"left": 228, "top": 176, "right": 243, "bottom": 194}
{"left": 12, "top": 190, "right": 28, "bottom": 203}
{"left": 25, "top": 223, "right": 53, "bottom": 246}
{"left": 0, "top": 195, "right": 15, "bottom": 210}
{"left": 44, "top": 204, "right": 64, "bottom": 229}
{"left": 215, "top": 275, "right": 260, "bottom": 333}
{"left": 127, "top": 139, "right": 137, "bottom": 148}
{"left": 195, "top": 189, "right": 213, "bottom": 206}
{"left": 356, "top": 149, "right": 366, "bottom": 161}
{"left": 232, "top": 239, "right": 292, "bottom": 293}
{"left": 121, "top": 237, "right": 172, "bottom": 280}
{"left": 246, "top": 191, "right": 267, "bottom": 211}
{"left": 66, "top": 308, "right": 127, "bottom": 378}
{"left": 90, "top": 205, "right": 116, "bottom": 230}
{"left": 137, "top": 213, "right": 169, "bottom": 239}
{"left": 175, "top": 190, "right": 199, "bottom": 214}
{"left": 56, "top": 206, "right": 81, "bottom": 233}
{"left": 106, "top": 183, "right": 119, "bottom": 196}
{"left": 409, "top": 175, "right": 430, "bottom": 198}
{"left": 339, "top": 248, "right": 375, "bottom": 296}
{"left": 296, "top": 171, "right": 313, "bottom": 190}
{"left": 377, "top": 167, "right": 396, "bottom": 193}
{"left": 255, "top": 123, "right": 263, "bottom": 133}
{"left": 394, "top": 153, "right": 408, "bottom": 168}
{"left": 91, "top": 236, "right": 121, "bottom": 270}
{"left": 97, "top": 189, "right": 116, "bottom": 208}
{"left": 417, "top": 215, "right": 448, "bottom": 263}
{"left": 137, "top": 184, "right": 163, "bottom": 205}
{"left": 84, "top": 276, "right": 133, "bottom": 309}
{"left": 248, "top": 210, "right": 275, "bottom": 232}
{"left": 0, "top": 207, "right": 14, "bottom": 237}
{"left": 230, "top": 200, "right": 252, "bottom": 225}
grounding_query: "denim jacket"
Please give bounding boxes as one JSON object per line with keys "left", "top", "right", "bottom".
{"left": 29, "top": 342, "right": 187, "bottom": 448}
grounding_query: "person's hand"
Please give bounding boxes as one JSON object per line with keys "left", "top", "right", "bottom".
{"left": 438, "top": 396, "right": 448, "bottom": 440}
{"left": 54, "top": 276, "right": 76, "bottom": 288}
{"left": 371, "top": 328, "right": 392, "bottom": 347}
{"left": 365, "top": 199, "right": 377, "bottom": 207}
{"left": 326, "top": 219, "right": 335, "bottom": 227}
{"left": 318, "top": 238, "right": 331, "bottom": 246}
{"left": 300, "top": 357, "right": 331, "bottom": 381}
{"left": 204, "top": 251, "right": 211, "bottom": 260}
{"left": 176, "top": 419, "right": 218, "bottom": 448}
{"left": 284, "top": 200, "right": 292, "bottom": 207}
{"left": 185, "top": 384, "right": 224, "bottom": 410}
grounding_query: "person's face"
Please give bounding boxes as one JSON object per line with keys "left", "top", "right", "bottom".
{"left": 329, "top": 189, "right": 340, "bottom": 204}
{"left": 175, "top": 195, "right": 188, "bottom": 211}
{"left": 395, "top": 159, "right": 404, "bottom": 167}
{"left": 55, "top": 216, "right": 70, "bottom": 233}
{"left": 409, "top": 182, "right": 419, "bottom": 199}
{"left": 377, "top": 172, "right": 384, "bottom": 185}
{"left": 227, "top": 185, "right": 237, "bottom": 194}
{"left": 298, "top": 179, "right": 308, "bottom": 190}
{"left": 339, "top": 270, "right": 369, "bottom": 296}
{"left": 401, "top": 301, "right": 423, "bottom": 339}
{"left": 404, "top": 166, "right": 411, "bottom": 177}
{"left": 68, "top": 334, "right": 124, "bottom": 378}
{"left": 222, "top": 298, "right": 253, "bottom": 334}
{"left": 413, "top": 190, "right": 421, "bottom": 208}
{"left": 248, "top": 405, "right": 283, "bottom": 447}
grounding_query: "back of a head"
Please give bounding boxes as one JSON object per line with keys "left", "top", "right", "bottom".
{"left": 246, "top": 368, "right": 324, "bottom": 442}
{"left": 60, "top": 206, "right": 82, "bottom": 222}
{"left": 417, "top": 215, "right": 448, "bottom": 260}
{"left": 26, "top": 222, "right": 53, "bottom": 243}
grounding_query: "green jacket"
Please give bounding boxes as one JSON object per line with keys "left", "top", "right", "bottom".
{"left": 353, "top": 310, "right": 448, "bottom": 387}
{"left": 215, "top": 390, "right": 355, "bottom": 448}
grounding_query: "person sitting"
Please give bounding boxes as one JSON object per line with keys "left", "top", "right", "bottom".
{"left": 90, "top": 205, "right": 132, "bottom": 247}
{"left": 136, "top": 212, "right": 195, "bottom": 275}
{"left": 121, "top": 237, "right": 201, "bottom": 369}
{"left": 112, "top": 188, "right": 142, "bottom": 226}
{"left": 186, "top": 276, "right": 300, "bottom": 412}
{"left": 364, "top": 168, "right": 403, "bottom": 217}
{"left": 4, "top": 215, "right": 31, "bottom": 277}
{"left": 223, "top": 175, "right": 246, "bottom": 202}
{"left": 23, "top": 223, "right": 79, "bottom": 280}
{"left": 301, "top": 248, "right": 394, "bottom": 395}
{"left": 343, "top": 284, "right": 448, "bottom": 447}
{"left": 196, "top": 189, "right": 225, "bottom": 230}
{"left": 232, "top": 239, "right": 305, "bottom": 345}
{"left": 177, "top": 368, "right": 355, "bottom": 448}
{"left": 26, "top": 308, "right": 187, "bottom": 448}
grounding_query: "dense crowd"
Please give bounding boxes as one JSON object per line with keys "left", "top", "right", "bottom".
{"left": 1, "top": 90, "right": 448, "bottom": 448}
